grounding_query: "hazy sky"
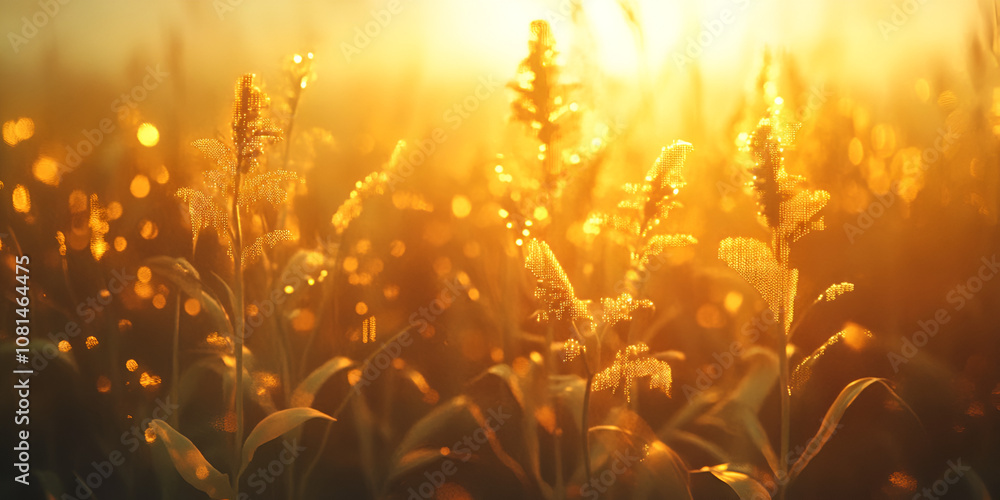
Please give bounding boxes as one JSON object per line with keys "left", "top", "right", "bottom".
{"left": 0, "top": 0, "right": 989, "bottom": 168}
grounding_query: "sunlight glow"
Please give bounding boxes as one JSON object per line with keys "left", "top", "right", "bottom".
{"left": 137, "top": 123, "right": 159, "bottom": 147}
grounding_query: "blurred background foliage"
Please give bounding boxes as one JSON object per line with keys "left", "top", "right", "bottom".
{"left": 1, "top": 0, "right": 1000, "bottom": 498}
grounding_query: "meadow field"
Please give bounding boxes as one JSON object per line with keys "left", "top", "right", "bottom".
{"left": 1, "top": 0, "right": 999, "bottom": 498}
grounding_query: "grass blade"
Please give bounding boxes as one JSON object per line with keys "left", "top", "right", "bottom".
{"left": 699, "top": 464, "right": 771, "bottom": 500}
{"left": 239, "top": 407, "right": 335, "bottom": 477}
{"left": 289, "top": 356, "right": 354, "bottom": 408}
{"left": 147, "top": 419, "right": 233, "bottom": 499}
{"left": 788, "top": 377, "right": 919, "bottom": 483}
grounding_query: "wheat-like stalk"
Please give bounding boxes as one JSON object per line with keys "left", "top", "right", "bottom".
{"left": 179, "top": 73, "right": 289, "bottom": 496}
{"left": 719, "top": 101, "right": 837, "bottom": 497}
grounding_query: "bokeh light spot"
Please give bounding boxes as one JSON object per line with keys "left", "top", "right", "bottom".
{"left": 137, "top": 123, "right": 159, "bottom": 147}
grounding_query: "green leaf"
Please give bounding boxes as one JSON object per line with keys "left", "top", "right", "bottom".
{"left": 789, "top": 377, "right": 918, "bottom": 483}
{"left": 145, "top": 256, "right": 231, "bottom": 336}
{"left": 693, "top": 347, "right": 779, "bottom": 475}
{"left": 144, "top": 256, "right": 204, "bottom": 299}
{"left": 477, "top": 363, "right": 546, "bottom": 495}
{"left": 791, "top": 325, "right": 872, "bottom": 395}
{"left": 481, "top": 363, "right": 531, "bottom": 410}
{"left": 147, "top": 419, "right": 233, "bottom": 499}
{"left": 351, "top": 390, "right": 381, "bottom": 494}
{"left": 386, "top": 396, "right": 476, "bottom": 486}
{"left": 662, "top": 429, "right": 730, "bottom": 465}
{"left": 388, "top": 448, "right": 448, "bottom": 482}
{"left": 391, "top": 396, "right": 472, "bottom": 463}
{"left": 738, "top": 407, "right": 779, "bottom": 477}
{"left": 290, "top": 356, "right": 354, "bottom": 408}
{"left": 589, "top": 422, "right": 692, "bottom": 500}
{"left": 207, "top": 271, "right": 237, "bottom": 325}
{"left": 548, "top": 374, "right": 585, "bottom": 430}
{"left": 240, "top": 408, "right": 335, "bottom": 477}
{"left": 727, "top": 346, "right": 779, "bottom": 413}
{"left": 698, "top": 464, "right": 771, "bottom": 500}
{"left": 962, "top": 468, "right": 993, "bottom": 500}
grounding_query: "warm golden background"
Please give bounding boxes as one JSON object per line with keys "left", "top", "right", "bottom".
{"left": 1, "top": 0, "right": 999, "bottom": 499}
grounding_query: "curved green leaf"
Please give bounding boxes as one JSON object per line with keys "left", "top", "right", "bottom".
{"left": 699, "top": 464, "right": 771, "bottom": 500}
{"left": 485, "top": 364, "right": 526, "bottom": 409}
{"left": 791, "top": 325, "right": 872, "bottom": 395}
{"left": 962, "top": 468, "right": 993, "bottom": 500}
{"left": 477, "top": 363, "right": 548, "bottom": 495}
{"left": 145, "top": 256, "right": 231, "bottom": 335}
{"left": 240, "top": 407, "right": 335, "bottom": 477}
{"left": 351, "top": 389, "right": 380, "bottom": 494}
{"left": 589, "top": 424, "right": 692, "bottom": 500}
{"left": 385, "top": 448, "right": 445, "bottom": 485}
{"left": 391, "top": 396, "right": 472, "bottom": 463}
{"left": 145, "top": 256, "right": 204, "bottom": 296}
{"left": 290, "top": 356, "right": 354, "bottom": 408}
{"left": 148, "top": 419, "right": 233, "bottom": 499}
{"left": 693, "top": 346, "right": 779, "bottom": 475}
{"left": 789, "top": 377, "right": 919, "bottom": 483}
{"left": 549, "top": 374, "right": 585, "bottom": 429}
{"left": 663, "top": 429, "right": 730, "bottom": 465}
{"left": 207, "top": 271, "right": 237, "bottom": 325}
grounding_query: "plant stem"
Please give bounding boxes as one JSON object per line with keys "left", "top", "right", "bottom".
{"left": 171, "top": 293, "right": 181, "bottom": 426}
{"left": 299, "top": 241, "right": 346, "bottom": 380}
{"left": 232, "top": 170, "right": 245, "bottom": 495}
{"left": 776, "top": 237, "right": 790, "bottom": 500}
{"left": 570, "top": 320, "right": 595, "bottom": 485}
{"left": 582, "top": 372, "right": 594, "bottom": 484}
{"left": 298, "top": 326, "right": 414, "bottom": 495}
